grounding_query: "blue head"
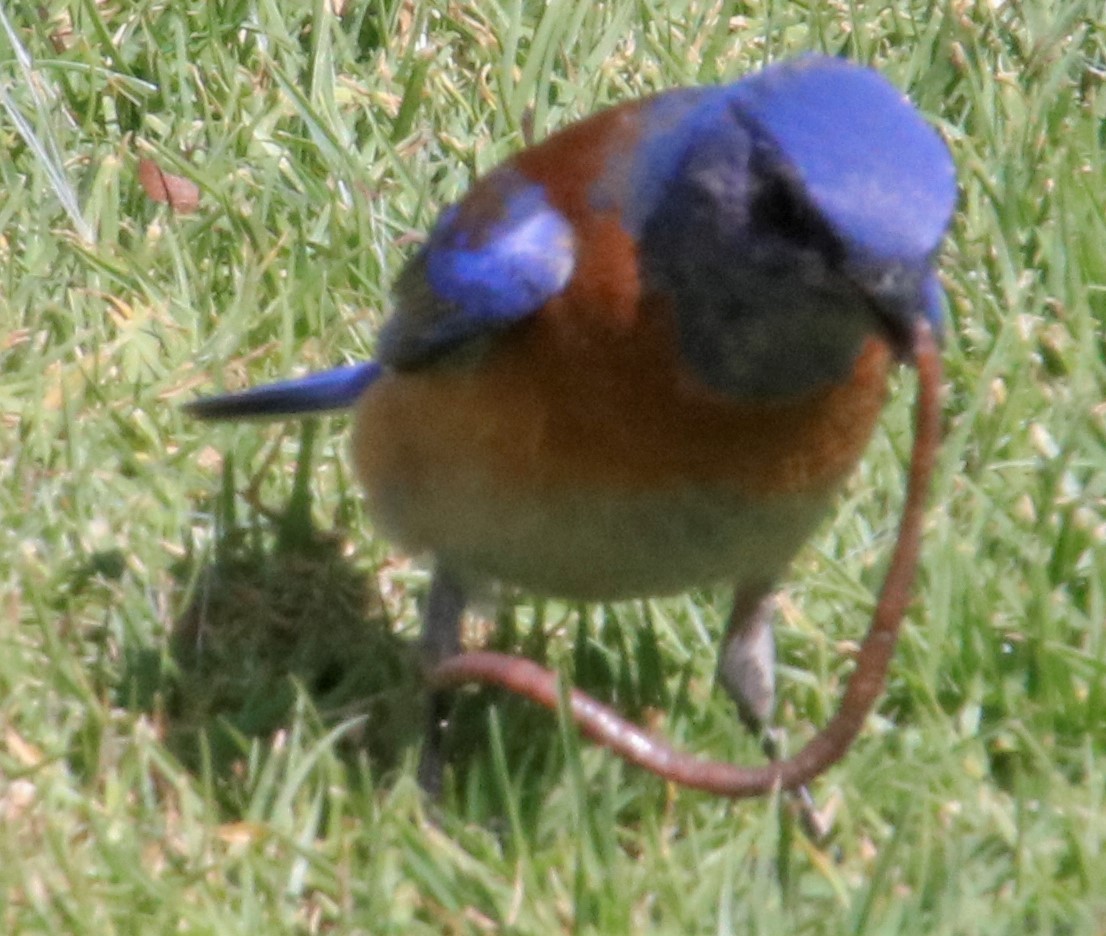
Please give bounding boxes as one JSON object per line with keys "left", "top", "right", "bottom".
{"left": 632, "top": 56, "right": 956, "bottom": 399}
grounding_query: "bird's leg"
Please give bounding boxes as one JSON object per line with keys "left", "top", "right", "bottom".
{"left": 719, "top": 588, "right": 833, "bottom": 841}
{"left": 718, "top": 588, "right": 778, "bottom": 737}
{"left": 417, "top": 567, "right": 467, "bottom": 797}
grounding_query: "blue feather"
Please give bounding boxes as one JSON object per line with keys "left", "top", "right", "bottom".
{"left": 184, "top": 362, "right": 381, "bottom": 420}
{"left": 377, "top": 167, "right": 575, "bottom": 367}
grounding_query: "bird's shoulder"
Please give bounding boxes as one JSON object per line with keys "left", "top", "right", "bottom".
{"left": 377, "top": 90, "right": 708, "bottom": 368}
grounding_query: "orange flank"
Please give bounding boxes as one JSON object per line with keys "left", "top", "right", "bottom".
{"left": 354, "top": 307, "right": 891, "bottom": 505}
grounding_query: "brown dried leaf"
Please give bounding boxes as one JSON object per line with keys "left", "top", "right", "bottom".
{"left": 137, "top": 157, "right": 200, "bottom": 213}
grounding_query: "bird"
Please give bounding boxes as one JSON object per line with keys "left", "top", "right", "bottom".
{"left": 185, "top": 54, "right": 956, "bottom": 799}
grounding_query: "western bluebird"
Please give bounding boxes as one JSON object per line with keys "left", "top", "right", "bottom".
{"left": 186, "top": 55, "right": 955, "bottom": 800}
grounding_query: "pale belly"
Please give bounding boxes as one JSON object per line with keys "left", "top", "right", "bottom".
{"left": 349, "top": 396, "right": 831, "bottom": 601}
{"left": 354, "top": 446, "right": 834, "bottom": 601}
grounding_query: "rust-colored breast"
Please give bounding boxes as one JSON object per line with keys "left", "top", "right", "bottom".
{"left": 355, "top": 302, "right": 891, "bottom": 507}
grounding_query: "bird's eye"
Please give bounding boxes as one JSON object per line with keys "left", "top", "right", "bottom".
{"left": 749, "top": 175, "right": 815, "bottom": 246}
{"left": 746, "top": 158, "right": 845, "bottom": 268}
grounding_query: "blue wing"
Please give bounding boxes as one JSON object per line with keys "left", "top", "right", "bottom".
{"left": 377, "top": 165, "right": 576, "bottom": 367}
{"left": 183, "top": 362, "right": 381, "bottom": 420}
{"left": 187, "top": 166, "right": 574, "bottom": 419}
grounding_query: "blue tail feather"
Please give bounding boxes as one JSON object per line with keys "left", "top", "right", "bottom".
{"left": 184, "top": 361, "right": 382, "bottom": 421}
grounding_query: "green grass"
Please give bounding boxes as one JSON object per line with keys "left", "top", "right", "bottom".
{"left": 3, "top": 0, "right": 1105, "bottom": 932}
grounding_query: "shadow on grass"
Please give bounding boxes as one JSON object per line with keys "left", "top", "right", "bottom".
{"left": 162, "top": 532, "right": 423, "bottom": 782}
{"left": 117, "top": 423, "right": 680, "bottom": 821}
{"left": 116, "top": 421, "right": 423, "bottom": 797}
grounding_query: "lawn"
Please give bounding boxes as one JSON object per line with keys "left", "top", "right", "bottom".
{"left": 2, "top": 1, "right": 1105, "bottom": 932}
